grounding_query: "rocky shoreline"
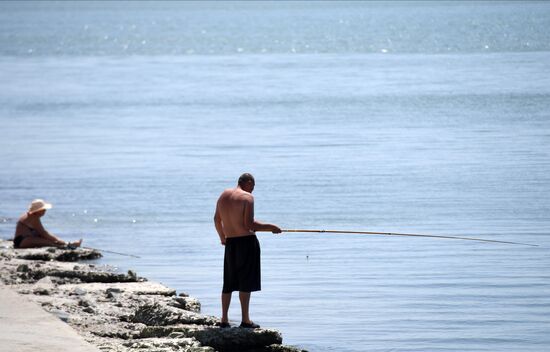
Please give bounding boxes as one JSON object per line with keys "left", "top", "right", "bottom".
{"left": 0, "top": 239, "right": 306, "bottom": 352}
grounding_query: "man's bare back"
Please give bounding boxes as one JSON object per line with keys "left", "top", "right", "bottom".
{"left": 215, "top": 187, "right": 255, "bottom": 241}
{"left": 214, "top": 175, "right": 281, "bottom": 245}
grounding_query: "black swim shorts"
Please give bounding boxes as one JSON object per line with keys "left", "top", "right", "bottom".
{"left": 222, "top": 235, "right": 261, "bottom": 293}
{"left": 13, "top": 236, "right": 24, "bottom": 248}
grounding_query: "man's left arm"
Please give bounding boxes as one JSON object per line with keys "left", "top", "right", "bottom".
{"left": 244, "top": 195, "right": 281, "bottom": 234}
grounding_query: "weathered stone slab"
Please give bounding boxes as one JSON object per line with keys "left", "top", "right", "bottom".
{"left": 40, "top": 269, "right": 139, "bottom": 283}
{"left": 132, "top": 303, "right": 216, "bottom": 326}
{"left": 247, "top": 344, "right": 309, "bottom": 352}
{"left": 141, "top": 324, "right": 283, "bottom": 352}
{"left": 59, "top": 282, "right": 176, "bottom": 296}
{"left": 0, "top": 241, "right": 102, "bottom": 261}
{"left": 1, "top": 256, "right": 140, "bottom": 285}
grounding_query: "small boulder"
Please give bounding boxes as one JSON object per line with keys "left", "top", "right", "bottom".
{"left": 170, "top": 296, "right": 201, "bottom": 313}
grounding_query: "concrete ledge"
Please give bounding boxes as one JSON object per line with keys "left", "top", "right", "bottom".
{"left": 0, "top": 285, "right": 99, "bottom": 352}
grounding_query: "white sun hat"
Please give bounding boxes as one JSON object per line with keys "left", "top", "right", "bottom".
{"left": 28, "top": 199, "right": 53, "bottom": 214}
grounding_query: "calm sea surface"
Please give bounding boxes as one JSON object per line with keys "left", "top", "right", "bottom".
{"left": 1, "top": 2, "right": 550, "bottom": 351}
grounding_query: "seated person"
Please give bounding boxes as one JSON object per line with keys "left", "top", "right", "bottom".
{"left": 13, "top": 199, "right": 82, "bottom": 249}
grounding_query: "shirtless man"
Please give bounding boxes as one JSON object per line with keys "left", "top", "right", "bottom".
{"left": 214, "top": 173, "right": 281, "bottom": 328}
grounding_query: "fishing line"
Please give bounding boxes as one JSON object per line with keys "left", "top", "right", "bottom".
{"left": 279, "top": 229, "right": 538, "bottom": 247}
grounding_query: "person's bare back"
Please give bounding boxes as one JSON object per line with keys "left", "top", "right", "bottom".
{"left": 214, "top": 174, "right": 281, "bottom": 245}
{"left": 215, "top": 187, "right": 255, "bottom": 240}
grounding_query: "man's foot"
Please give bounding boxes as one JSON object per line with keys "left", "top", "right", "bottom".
{"left": 240, "top": 321, "right": 260, "bottom": 329}
{"left": 217, "top": 321, "right": 231, "bottom": 328}
{"left": 67, "top": 239, "right": 83, "bottom": 249}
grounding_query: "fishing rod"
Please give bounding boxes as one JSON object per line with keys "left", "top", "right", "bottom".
{"left": 280, "top": 229, "right": 539, "bottom": 247}
{"left": 82, "top": 246, "right": 141, "bottom": 258}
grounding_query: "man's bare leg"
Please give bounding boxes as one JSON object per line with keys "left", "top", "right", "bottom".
{"left": 18, "top": 237, "right": 82, "bottom": 249}
{"left": 239, "top": 291, "right": 251, "bottom": 324}
{"left": 18, "top": 237, "right": 59, "bottom": 248}
{"left": 221, "top": 292, "right": 231, "bottom": 323}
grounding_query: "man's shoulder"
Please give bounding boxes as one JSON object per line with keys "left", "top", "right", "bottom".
{"left": 218, "top": 188, "right": 253, "bottom": 201}
{"left": 219, "top": 188, "right": 236, "bottom": 196}
{"left": 234, "top": 189, "right": 254, "bottom": 202}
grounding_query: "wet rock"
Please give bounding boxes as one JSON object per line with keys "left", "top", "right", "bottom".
{"left": 196, "top": 327, "right": 283, "bottom": 352}
{"left": 132, "top": 303, "right": 216, "bottom": 326}
{"left": 248, "top": 344, "right": 309, "bottom": 352}
{"left": 13, "top": 246, "right": 102, "bottom": 261}
{"left": 140, "top": 325, "right": 283, "bottom": 352}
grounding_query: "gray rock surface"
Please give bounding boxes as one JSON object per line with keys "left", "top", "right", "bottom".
{"left": 141, "top": 325, "right": 283, "bottom": 352}
{"left": 132, "top": 303, "right": 217, "bottom": 326}
{"left": 0, "top": 242, "right": 102, "bottom": 261}
{"left": 0, "top": 239, "right": 306, "bottom": 352}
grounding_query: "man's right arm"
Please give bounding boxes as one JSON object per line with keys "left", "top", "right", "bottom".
{"left": 214, "top": 202, "right": 226, "bottom": 245}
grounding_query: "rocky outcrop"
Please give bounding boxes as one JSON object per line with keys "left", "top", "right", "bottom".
{"left": 141, "top": 324, "right": 283, "bottom": 352}
{"left": 0, "top": 242, "right": 102, "bottom": 261}
{"left": 132, "top": 303, "right": 217, "bottom": 326}
{"left": 0, "top": 239, "right": 306, "bottom": 352}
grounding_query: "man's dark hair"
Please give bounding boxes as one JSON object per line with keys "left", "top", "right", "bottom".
{"left": 238, "top": 173, "right": 255, "bottom": 186}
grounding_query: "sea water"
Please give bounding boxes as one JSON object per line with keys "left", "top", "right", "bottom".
{"left": 1, "top": 2, "right": 550, "bottom": 351}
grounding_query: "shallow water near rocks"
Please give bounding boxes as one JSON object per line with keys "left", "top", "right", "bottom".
{"left": 1, "top": 2, "right": 550, "bottom": 351}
